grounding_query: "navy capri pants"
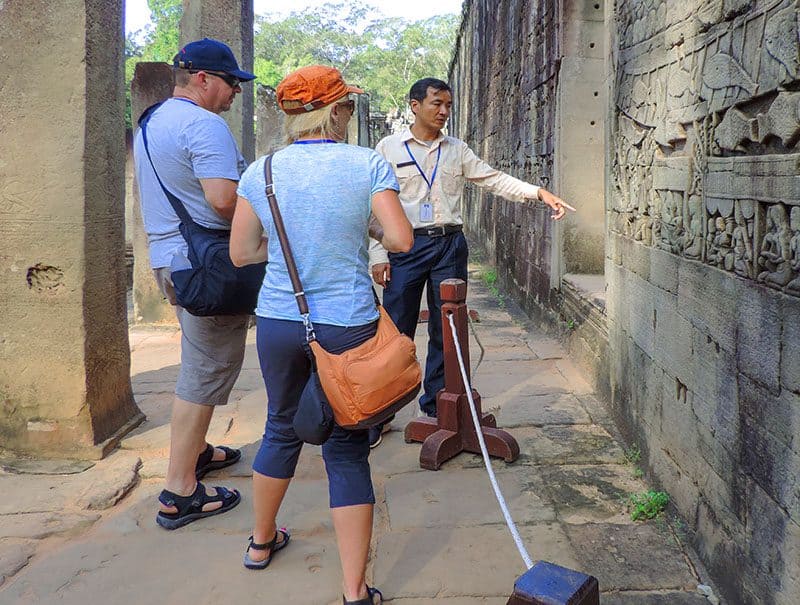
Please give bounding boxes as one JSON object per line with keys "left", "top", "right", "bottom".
{"left": 252, "top": 316, "right": 378, "bottom": 508}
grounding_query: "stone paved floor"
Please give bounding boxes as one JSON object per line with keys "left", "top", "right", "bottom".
{"left": 0, "top": 270, "right": 721, "bottom": 604}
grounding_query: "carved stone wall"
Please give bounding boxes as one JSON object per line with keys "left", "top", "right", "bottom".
{"left": 609, "top": 1, "right": 800, "bottom": 603}
{"left": 449, "top": 0, "right": 563, "bottom": 315}
{"left": 453, "top": 0, "right": 800, "bottom": 602}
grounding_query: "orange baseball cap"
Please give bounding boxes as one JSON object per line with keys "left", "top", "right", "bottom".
{"left": 276, "top": 65, "right": 363, "bottom": 114}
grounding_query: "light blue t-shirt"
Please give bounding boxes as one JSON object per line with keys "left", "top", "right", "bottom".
{"left": 237, "top": 143, "right": 399, "bottom": 326}
{"left": 133, "top": 97, "right": 247, "bottom": 268}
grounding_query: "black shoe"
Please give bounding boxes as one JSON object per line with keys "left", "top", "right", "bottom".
{"left": 369, "top": 423, "right": 389, "bottom": 449}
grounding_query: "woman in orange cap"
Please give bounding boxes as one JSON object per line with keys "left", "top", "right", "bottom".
{"left": 230, "top": 65, "right": 413, "bottom": 604}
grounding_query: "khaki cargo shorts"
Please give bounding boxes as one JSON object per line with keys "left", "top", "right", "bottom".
{"left": 154, "top": 268, "right": 250, "bottom": 405}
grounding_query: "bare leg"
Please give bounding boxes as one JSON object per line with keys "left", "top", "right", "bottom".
{"left": 160, "top": 397, "right": 222, "bottom": 513}
{"left": 247, "top": 471, "right": 291, "bottom": 562}
{"left": 332, "top": 504, "right": 374, "bottom": 602}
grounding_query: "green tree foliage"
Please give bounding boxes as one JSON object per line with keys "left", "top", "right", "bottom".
{"left": 124, "top": 0, "right": 458, "bottom": 126}
{"left": 124, "top": 0, "right": 182, "bottom": 127}
{"left": 254, "top": 2, "right": 458, "bottom": 112}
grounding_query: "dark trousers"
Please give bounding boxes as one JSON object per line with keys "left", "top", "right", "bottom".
{"left": 382, "top": 231, "right": 468, "bottom": 416}
{"left": 253, "top": 317, "right": 378, "bottom": 508}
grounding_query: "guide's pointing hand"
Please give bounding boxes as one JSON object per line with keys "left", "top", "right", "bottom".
{"left": 536, "top": 188, "right": 576, "bottom": 220}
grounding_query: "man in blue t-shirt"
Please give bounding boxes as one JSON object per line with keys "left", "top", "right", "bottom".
{"left": 133, "top": 38, "right": 255, "bottom": 529}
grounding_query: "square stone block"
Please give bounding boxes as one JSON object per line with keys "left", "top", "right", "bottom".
{"left": 781, "top": 296, "right": 800, "bottom": 393}
{"left": 563, "top": 523, "right": 697, "bottom": 591}
{"left": 473, "top": 360, "right": 573, "bottom": 400}
{"left": 384, "top": 466, "right": 555, "bottom": 529}
{"left": 0, "top": 529, "right": 342, "bottom": 605}
{"left": 373, "top": 524, "right": 580, "bottom": 600}
{"left": 677, "top": 263, "right": 737, "bottom": 353}
{"left": 538, "top": 464, "right": 644, "bottom": 524}
{"left": 513, "top": 425, "right": 626, "bottom": 467}
{"left": 735, "top": 280, "right": 781, "bottom": 392}
{"left": 492, "top": 392, "right": 592, "bottom": 428}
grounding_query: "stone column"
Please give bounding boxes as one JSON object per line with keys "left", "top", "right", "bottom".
{"left": 0, "top": 0, "right": 143, "bottom": 459}
{"left": 553, "top": 0, "right": 607, "bottom": 279}
{"left": 255, "top": 85, "right": 284, "bottom": 157}
{"left": 180, "top": 0, "right": 255, "bottom": 162}
{"left": 346, "top": 94, "right": 371, "bottom": 147}
{"left": 130, "top": 62, "right": 176, "bottom": 323}
{"left": 357, "top": 94, "right": 370, "bottom": 147}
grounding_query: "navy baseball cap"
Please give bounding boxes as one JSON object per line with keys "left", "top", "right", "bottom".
{"left": 173, "top": 38, "right": 256, "bottom": 82}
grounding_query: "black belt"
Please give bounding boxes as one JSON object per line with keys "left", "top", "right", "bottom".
{"left": 413, "top": 224, "right": 463, "bottom": 238}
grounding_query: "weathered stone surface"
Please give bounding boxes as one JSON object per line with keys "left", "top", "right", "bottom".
{"left": 735, "top": 280, "right": 781, "bottom": 391}
{"left": 564, "top": 524, "right": 697, "bottom": 591}
{"left": 394, "top": 593, "right": 510, "bottom": 605}
{"left": 0, "top": 530, "right": 342, "bottom": 605}
{"left": 0, "top": 458, "right": 94, "bottom": 475}
{"left": 0, "top": 513, "right": 99, "bottom": 540}
{"left": 539, "top": 464, "right": 643, "bottom": 524}
{"left": 600, "top": 592, "right": 710, "bottom": 605}
{"left": 374, "top": 525, "right": 580, "bottom": 600}
{"left": 255, "top": 84, "right": 284, "bottom": 157}
{"left": 513, "top": 425, "right": 626, "bottom": 466}
{"left": 649, "top": 246, "right": 680, "bottom": 294}
{"left": 385, "top": 467, "right": 554, "bottom": 529}
{"left": 0, "top": 1, "right": 141, "bottom": 458}
{"left": 781, "top": 295, "right": 800, "bottom": 393}
{"left": 0, "top": 539, "right": 35, "bottom": 587}
{"left": 130, "top": 62, "right": 175, "bottom": 325}
{"left": 474, "top": 360, "right": 573, "bottom": 400}
{"left": 493, "top": 392, "right": 592, "bottom": 427}
{"left": 77, "top": 456, "right": 142, "bottom": 511}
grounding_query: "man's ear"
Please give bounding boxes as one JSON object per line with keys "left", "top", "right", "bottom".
{"left": 409, "top": 99, "right": 420, "bottom": 115}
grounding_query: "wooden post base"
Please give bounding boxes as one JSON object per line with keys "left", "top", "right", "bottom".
{"left": 405, "top": 390, "right": 520, "bottom": 470}
{"left": 507, "top": 561, "right": 599, "bottom": 605}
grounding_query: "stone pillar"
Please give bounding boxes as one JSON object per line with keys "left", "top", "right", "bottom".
{"left": 130, "top": 62, "right": 176, "bottom": 323}
{"left": 255, "top": 85, "right": 284, "bottom": 157}
{"left": 357, "top": 94, "right": 370, "bottom": 147}
{"left": 346, "top": 94, "right": 370, "bottom": 147}
{"left": 180, "top": 0, "right": 255, "bottom": 162}
{"left": 0, "top": 0, "right": 143, "bottom": 459}
{"left": 553, "top": 0, "right": 607, "bottom": 278}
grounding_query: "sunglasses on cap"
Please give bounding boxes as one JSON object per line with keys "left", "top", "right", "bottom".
{"left": 191, "top": 70, "right": 242, "bottom": 89}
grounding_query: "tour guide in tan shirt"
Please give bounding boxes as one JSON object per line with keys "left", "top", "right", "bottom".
{"left": 368, "top": 77, "right": 574, "bottom": 442}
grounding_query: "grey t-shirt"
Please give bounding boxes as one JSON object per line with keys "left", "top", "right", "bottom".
{"left": 133, "top": 97, "right": 247, "bottom": 268}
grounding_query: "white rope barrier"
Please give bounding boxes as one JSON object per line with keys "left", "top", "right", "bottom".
{"left": 446, "top": 312, "right": 534, "bottom": 570}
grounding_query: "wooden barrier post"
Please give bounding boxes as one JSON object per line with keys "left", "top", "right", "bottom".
{"left": 404, "top": 278, "right": 520, "bottom": 470}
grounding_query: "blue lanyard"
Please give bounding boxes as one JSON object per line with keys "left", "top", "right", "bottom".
{"left": 404, "top": 141, "right": 441, "bottom": 193}
{"left": 293, "top": 139, "right": 338, "bottom": 144}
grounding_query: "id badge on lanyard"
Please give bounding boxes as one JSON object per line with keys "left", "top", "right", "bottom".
{"left": 404, "top": 142, "right": 440, "bottom": 224}
{"left": 419, "top": 202, "right": 434, "bottom": 222}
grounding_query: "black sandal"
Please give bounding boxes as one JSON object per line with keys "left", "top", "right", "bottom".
{"left": 243, "top": 528, "right": 291, "bottom": 570}
{"left": 343, "top": 586, "right": 382, "bottom": 605}
{"left": 195, "top": 443, "right": 241, "bottom": 480}
{"left": 156, "top": 481, "right": 241, "bottom": 530}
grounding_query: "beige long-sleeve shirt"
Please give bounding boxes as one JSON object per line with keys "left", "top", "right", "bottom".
{"left": 369, "top": 127, "right": 541, "bottom": 266}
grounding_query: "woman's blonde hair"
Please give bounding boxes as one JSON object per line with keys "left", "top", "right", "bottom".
{"left": 283, "top": 100, "right": 342, "bottom": 144}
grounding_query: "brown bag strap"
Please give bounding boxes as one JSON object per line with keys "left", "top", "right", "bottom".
{"left": 262, "top": 153, "right": 380, "bottom": 339}
{"left": 263, "top": 154, "right": 310, "bottom": 317}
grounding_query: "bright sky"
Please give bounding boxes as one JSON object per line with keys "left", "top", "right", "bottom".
{"left": 125, "top": 0, "right": 464, "bottom": 35}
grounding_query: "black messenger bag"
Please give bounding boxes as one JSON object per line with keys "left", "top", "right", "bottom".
{"left": 138, "top": 102, "right": 265, "bottom": 316}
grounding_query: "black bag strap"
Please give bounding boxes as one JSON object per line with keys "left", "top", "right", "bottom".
{"left": 138, "top": 101, "right": 197, "bottom": 229}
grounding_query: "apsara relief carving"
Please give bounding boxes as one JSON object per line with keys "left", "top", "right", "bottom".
{"left": 613, "top": 0, "right": 800, "bottom": 296}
